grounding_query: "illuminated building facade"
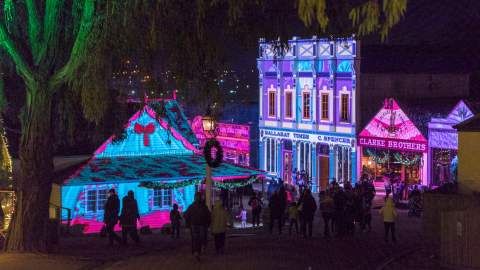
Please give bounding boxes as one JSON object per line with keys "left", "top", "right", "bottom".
{"left": 428, "top": 100, "right": 477, "bottom": 186}
{"left": 358, "top": 98, "right": 428, "bottom": 192}
{"left": 258, "top": 37, "right": 359, "bottom": 192}
{"left": 60, "top": 99, "right": 262, "bottom": 233}
{"left": 192, "top": 116, "right": 250, "bottom": 166}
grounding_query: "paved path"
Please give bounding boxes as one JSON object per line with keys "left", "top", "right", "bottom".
{"left": 100, "top": 208, "right": 438, "bottom": 270}
{"left": 0, "top": 199, "right": 442, "bottom": 270}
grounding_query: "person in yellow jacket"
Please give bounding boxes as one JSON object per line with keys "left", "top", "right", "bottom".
{"left": 379, "top": 197, "right": 397, "bottom": 243}
{"left": 211, "top": 200, "right": 229, "bottom": 254}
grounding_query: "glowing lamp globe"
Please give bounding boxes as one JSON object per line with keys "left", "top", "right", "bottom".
{"left": 202, "top": 115, "right": 216, "bottom": 135}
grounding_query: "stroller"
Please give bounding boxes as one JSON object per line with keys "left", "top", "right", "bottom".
{"left": 408, "top": 195, "right": 422, "bottom": 217}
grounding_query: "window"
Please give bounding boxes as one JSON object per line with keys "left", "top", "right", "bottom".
{"left": 86, "top": 189, "right": 108, "bottom": 213}
{"left": 153, "top": 189, "right": 172, "bottom": 209}
{"left": 321, "top": 93, "right": 329, "bottom": 120}
{"left": 302, "top": 92, "right": 311, "bottom": 119}
{"left": 341, "top": 94, "right": 349, "bottom": 122}
{"left": 285, "top": 91, "right": 293, "bottom": 118}
{"left": 268, "top": 91, "right": 276, "bottom": 117}
{"left": 265, "top": 138, "right": 277, "bottom": 173}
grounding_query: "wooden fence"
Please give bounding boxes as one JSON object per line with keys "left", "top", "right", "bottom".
{"left": 423, "top": 193, "right": 480, "bottom": 242}
{"left": 440, "top": 208, "right": 480, "bottom": 269}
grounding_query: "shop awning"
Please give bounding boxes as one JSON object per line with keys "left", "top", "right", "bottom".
{"left": 64, "top": 154, "right": 264, "bottom": 186}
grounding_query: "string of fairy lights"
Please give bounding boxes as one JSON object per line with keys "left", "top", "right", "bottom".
{"left": 0, "top": 117, "right": 14, "bottom": 231}
{"left": 366, "top": 148, "right": 421, "bottom": 166}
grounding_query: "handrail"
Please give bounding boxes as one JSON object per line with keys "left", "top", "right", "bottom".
{"left": 49, "top": 203, "right": 72, "bottom": 235}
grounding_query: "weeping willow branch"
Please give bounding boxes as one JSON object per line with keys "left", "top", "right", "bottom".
{"left": 298, "top": 0, "right": 328, "bottom": 31}
{"left": 297, "top": 0, "right": 407, "bottom": 40}
{"left": 38, "top": 0, "right": 65, "bottom": 67}
{"left": 50, "top": 0, "right": 96, "bottom": 89}
{"left": 349, "top": 0, "right": 407, "bottom": 40}
{"left": 25, "top": 0, "right": 42, "bottom": 62}
{"left": 0, "top": 22, "right": 36, "bottom": 88}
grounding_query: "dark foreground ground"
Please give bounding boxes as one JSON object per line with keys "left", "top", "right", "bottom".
{"left": 0, "top": 200, "right": 442, "bottom": 270}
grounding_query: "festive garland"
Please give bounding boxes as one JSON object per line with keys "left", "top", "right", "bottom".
{"left": 366, "top": 149, "right": 390, "bottom": 164}
{"left": 214, "top": 177, "right": 258, "bottom": 190}
{"left": 393, "top": 152, "right": 420, "bottom": 166}
{"left": 204, "top": 138, "right": 223, "bottom": 168}
{"left": 138, "top": 176, "right": 258, "bottom": 190}
{"left": 139, "top": 178, "right": 203, "bottom": 189}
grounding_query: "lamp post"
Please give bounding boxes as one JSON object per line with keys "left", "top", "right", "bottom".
{"left": 202, "top": 112, "right": 216, "bottom": 210}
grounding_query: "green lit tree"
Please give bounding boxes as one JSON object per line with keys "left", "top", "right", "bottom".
{"left": 0, "top": 0, "right": 407, "bottom": 252}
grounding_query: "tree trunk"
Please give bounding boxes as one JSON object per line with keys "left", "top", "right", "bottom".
{"left": 4, "top": 82, "right": 54, "bottom": 252}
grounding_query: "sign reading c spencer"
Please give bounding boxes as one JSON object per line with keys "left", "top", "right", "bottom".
{"left": 358, "top": 136, "right": 427, "bottom": 153}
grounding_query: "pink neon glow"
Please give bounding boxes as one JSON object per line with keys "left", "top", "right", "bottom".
{"left": 191, "top": 116, "right": 250, "bottom": 153}
{"left": 70, "top": 211, "right": 174, "bottom": 234}
{"left": 212, "top": 175, "right": 253, "bottom": 181}
{"left": 359, "top": 98, "right": 427, "bottom": 152}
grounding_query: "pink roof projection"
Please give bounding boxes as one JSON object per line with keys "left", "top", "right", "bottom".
{"left": 359, "top": 98, "right": 427, "bottom": 152}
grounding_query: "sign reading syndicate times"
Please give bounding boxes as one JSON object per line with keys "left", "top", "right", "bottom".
{"left": 260, "top": 129, "right": 353, "bottom": 146}
{"left": 358, "top": 136, "right": 427, "bottom": 153}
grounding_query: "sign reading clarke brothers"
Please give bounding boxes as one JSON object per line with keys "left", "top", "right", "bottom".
{"left": 358, "top": 137, "right": 427, "bottom": 152}
{"left": 260, "top": 129, "right": 353, "bottom": 146}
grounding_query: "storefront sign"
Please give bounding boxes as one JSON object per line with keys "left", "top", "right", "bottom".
{"left": 261, "top": 128, "right": 353, "bottom": 147}
{"left": 216, "top": 123, "right": 249, "bottom": 139}
{"left": 358, "top": 136, "right": 427, "bottom": 153}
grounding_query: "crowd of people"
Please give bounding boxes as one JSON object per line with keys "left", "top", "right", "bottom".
{"left": 266, "top": 178, "right": 376, "bottom": 240}
{"left": 100, "top": 177, "right": 410, "bottom": 260}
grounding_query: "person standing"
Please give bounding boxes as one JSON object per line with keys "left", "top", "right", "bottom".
{"left": 333, "top": 188, "right": 346, "bottom": 238}
{"left": 380, "top": 197, "right": 397, "bottom": 243}
{"left": 184, "top": 192, "right": 211, "bottom": 260}
{"left": 362, "top": 193, "right": 373, "bottom": 232}
{"left": 320, "top": 191, "right": 334, "bottom": 238}
{"left": 170, "top": 203, "right": 182, "bottom": 239}
{"left": 287, "top": 202, "right": 299, "bottom": 235}
{"left": 248, "top": 193, "right": 262, "bottom": 227}
{"left": 211, "top": 200, "right": 229, "bottom": 254}
{"left": 278, "top": 186, "right": 288, "bottom": 229}
{"left": 119, "top": 190, "right": 140, "bottom": 245}
{"left": 301, "top": 189, "right": 317, "bottom": 238}
{"left": 104, "top": 189, "right": 122, "bottom": 246}
{"left": 268, "top": 191, "right": 282, "bottom": 234}
{"left": 236, "top": 206, "right": 247, "bottom": 228}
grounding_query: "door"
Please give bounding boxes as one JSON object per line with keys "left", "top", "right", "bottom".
{"left": 283, "top": 151, "right": 292, "bottom": 184}
{"left": 318, "top": 156, "right": 330, "bottom": 191}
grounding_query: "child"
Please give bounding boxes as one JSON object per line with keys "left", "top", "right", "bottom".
{"left": 379, "top": 197, "right": 397, "bottom": 243}
{"left": 288, "top": 202, "right": 299, "bottom": 235}
{"left": 237, "top": 206, "right": 247, "bottom": 228}
{"left": 169, "top": 204, "right": 182, "bottom": 238}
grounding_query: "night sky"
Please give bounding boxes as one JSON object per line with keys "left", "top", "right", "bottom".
{"left": 230, "top": 0, "right": 480, "bottom": 78}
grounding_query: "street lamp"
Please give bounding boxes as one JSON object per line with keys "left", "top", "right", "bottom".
{"left": 202, "top": 107, "right": 217, "bottom": 210}
{"left": 201, "top": 115, "right": 216, "bottom": 138}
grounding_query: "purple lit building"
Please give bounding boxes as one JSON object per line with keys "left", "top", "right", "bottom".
{"left": 257, "top": 37, "right": 359, "bottom": 192}
{"left": 427, "top": 100, "right": 478, "bottom": 186}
